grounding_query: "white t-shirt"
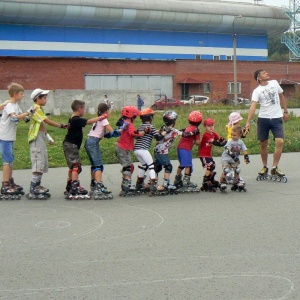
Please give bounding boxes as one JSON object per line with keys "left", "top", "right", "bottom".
{"left": 251, "top": 80, "right": 283, "bottom": 118}
{"left": 87, "top": 119, "right": 109, "bottom": 139}
{"left": 0, "top": 102, "right": 22, "bottom": 141}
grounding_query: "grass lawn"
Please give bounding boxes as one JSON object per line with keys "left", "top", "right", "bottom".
{"left": 4, "top": 103, "right": 300, "bottom": 170}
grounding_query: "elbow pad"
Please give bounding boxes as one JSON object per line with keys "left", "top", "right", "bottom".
{"left": 10, "top": 116, "right": 19, "bottom": 124}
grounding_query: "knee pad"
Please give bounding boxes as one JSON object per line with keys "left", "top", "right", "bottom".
{"left": 234, "top": 167, "right": 241, "bottom": 174}
{"left": 148, "top": 162, "right": 155, "bottom": 171}
{"left": 223, "top": 166, "right": 231, "bottom": 175}
{"left": 154, "top": 162, "right": 163, "bottom": 174}
{"left": 164, "top": 163, "right": 173, "bottom": 174}
{"left": 122, "top": 165, "right": 133, "bottom": 176}
{"left": 91, "top": 165, "right": 104, "bottom": 173}
{"left": 206, "top": 162, "right": 215, "bottom": 172}
{"left": 72, "top": 163, "right": 82, "bottom": 174}
{"left": 138, "top": 164, "right": 148, "bottom": 172}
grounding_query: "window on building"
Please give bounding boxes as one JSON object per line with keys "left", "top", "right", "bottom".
{"left": 226, "top": 56, "right": 232, "bottom": 60}
{"left": 195, "top": 55, "right": 201, "bottom": 60}
{"left": 213, "top": 56, "right": 220, "bottom": 60}
{"left": 228, "top": 82, "right": 241, "bottom": 94}
{"left": 203, "top": 83, "right": 211, "bottom": 93}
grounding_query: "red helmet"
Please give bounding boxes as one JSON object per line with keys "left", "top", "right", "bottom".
{"left": 121, "top": 106, "right": 140, "bottom": 118}
{"left": 204, "top": 118, "right": 215, "bottom": 126}
{"left": 188, "top": 111, "right": 203, "bottom": 124}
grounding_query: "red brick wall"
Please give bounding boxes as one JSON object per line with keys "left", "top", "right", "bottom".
{"left": 0, "top": 57, "right": 298, "bottom": 100}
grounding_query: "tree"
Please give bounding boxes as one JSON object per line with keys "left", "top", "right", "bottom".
{"left": 268, "top": 34, "right": 289, "bottom": 61}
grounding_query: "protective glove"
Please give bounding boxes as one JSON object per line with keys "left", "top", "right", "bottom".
{"left": 60, "top": 123, "right": 69, "bottom": 129}
{"left": 144, "top": 126, "right": 152, "bottom": 134}
{"left": 26, "top": 106, "right": 35, "bottom": 115}
{"left": 244, "top": 154, "right": 250, "bottom": 164}
{"left": 99, "top": 114, "right": 108, "bottom": 121}
{"left": 120, "top": 121, "right": 129, "bottom": 131}
{"left": 46, "top": 133, "right": 54, "bottom": 144}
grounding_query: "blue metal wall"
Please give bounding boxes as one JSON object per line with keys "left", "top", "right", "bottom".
{"left": 0, "top": 24, "right": 268, "bottom": 60}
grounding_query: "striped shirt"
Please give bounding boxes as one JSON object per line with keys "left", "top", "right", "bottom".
{"left": 134, "top": 123, "right": 159, "bottom": 150}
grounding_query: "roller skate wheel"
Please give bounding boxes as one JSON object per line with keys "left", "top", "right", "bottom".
{"left": 256, "top": 176, "right": 261, "bottom": 181}
{"left": 282, "top": 177, "right": 288, "bottom": 183}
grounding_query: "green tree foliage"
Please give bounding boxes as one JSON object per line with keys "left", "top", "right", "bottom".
{"left": 268, "top": 34, "right": 289, "bottom": 61}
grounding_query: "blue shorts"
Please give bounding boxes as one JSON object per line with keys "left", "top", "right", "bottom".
{"left": 84, "top": 137, "right": 102, "bottom": 166}
{"left": 177, "top": 148, "right": 193, "bottom": 168}
{"left": 0, "top": 140, "right": 14, "bottom": 164}
{"left": 155, "top": 153, "right": 172, "bottom": 173}
{"left": 257, "top": 117, "right": 284, "bottom": 141}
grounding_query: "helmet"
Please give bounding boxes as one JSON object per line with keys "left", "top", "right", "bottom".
{"left": 188, "top": 111, "right": 203, "bottom": 124}
{"left": 140, "top": 107, "right": 155, "bottom": 122}
{"left": 204, "top": 118, "right": 215, "bottom": 126}
{"left": 228, "top": 112, "right": 243, "bottom": 126}
{"left": 163, "top": 110, "right": 178, "bottom": 125}
{"left": 121, "top": 106, "right": 140, "bottom": 119}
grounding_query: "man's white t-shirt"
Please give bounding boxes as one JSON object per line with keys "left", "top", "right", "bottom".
{"left": 251, "top": 80, "right": 283, "bottom": 118}
{"left": 0, "top": 102, "right": 22, "bottom": 141}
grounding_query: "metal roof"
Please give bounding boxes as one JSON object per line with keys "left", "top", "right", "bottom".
{"left": 0, "top": 0, "right": 290, "bottom": 36}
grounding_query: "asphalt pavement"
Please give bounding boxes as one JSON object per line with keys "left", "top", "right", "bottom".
{"left": 0, "top": 152, "right": 299, "bottom": 300}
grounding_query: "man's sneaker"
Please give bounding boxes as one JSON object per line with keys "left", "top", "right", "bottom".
{"left": 271, "top": 167, "right": 285, "bottom": 176}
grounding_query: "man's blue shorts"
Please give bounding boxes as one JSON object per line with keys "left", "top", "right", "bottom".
{"left": 257, "top": 117, "right": 284, "bottom": 141}
{"left": 177, "top": 148, "right": 193, "bottom": 168}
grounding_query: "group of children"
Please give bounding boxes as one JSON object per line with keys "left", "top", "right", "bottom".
{"left": 0, "top": 82, "right": 250, "bottom": 200}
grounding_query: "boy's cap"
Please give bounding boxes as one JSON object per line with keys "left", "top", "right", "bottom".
{"left": 204, "top": 118, "right": 214, "bottom": 126}
{"left": 228, "top": 112, "right": 243, "bottom": 126}
{"left": 31, "top": 88, "right": 49, "bottom": 101}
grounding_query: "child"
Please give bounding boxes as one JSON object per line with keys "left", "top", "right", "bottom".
{"left": 153, "top": 110, "right": 182, "bottom": 195}
{"left": 174, "top": 110, "right": 202, "bottom": 193}
{"left": 84, "top": 102, "right": 123, "bottom": 200}
{"left": 226, "top": 112, "right": 243, "bottom": 140}
{"left": 115, "top": 105, "right": 145, "bottom": 196}
{"left": 26, "top": 88, "right": 69, "bottom": 200}
{"left": 219, "top": 125, "right": 250, "bottom": 192}
{"left": 0, "top": 83, "right": 34, "bottom": 199}
{"left": 198, "top": 118, "right": 226, "bottom": 192}
{"left": 133, "top": 108, "right": 166, "bottom": 195}
{"left": 63, "top": 100, "right": 107, "bottom": 199}
{"left": 226, "top": 111, "right": 249, "bottom": 140}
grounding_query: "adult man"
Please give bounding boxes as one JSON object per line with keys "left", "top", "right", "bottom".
{"left": 137, "top": 94, "right": 143, "bottom": 111}
{"left": 246, "top": 70, "right": 289, "bottom": 177}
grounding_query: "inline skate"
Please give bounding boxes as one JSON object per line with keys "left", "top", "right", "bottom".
{"left": 177, "top": 175, "right": 200, "bottom": 193}
{"left": 91, "top": 181, "right": 113, "bottom": 200}
{"left": 26, "top": 181, "right": 51, "bottom": 200}
{"left": 256, "top": 166, "right": 269, "bottom": 181}
{"left": 149, "top": 178, "right": 178, "bottom": 196}
{"left": 135, "top": 176, "right": 150, "bottom": 195}
{"left": 200, "top": 172, "right": 219, "bottom": 192}
{"left": 231, "top": 178, "right": 247, "bottom": 192}
{"left": 119, "top": 178, "right": 138, "bottom": 197}
{"left": 0, "top": 181, "right": 21, "bottom": 200}
{"left": 65, "top": 180, "right": 90, "bottom": 200}
{"left": 173, "top": 174, "right": 183, "bottom": 188}
{"left": 9, "top": 177, "right": 25, "bottom": 195}
{"left": 219, "top": 179, "right": 228, "bottom": 192}
{"left": 269, "top": 166, "right": 287, "bottom": 183}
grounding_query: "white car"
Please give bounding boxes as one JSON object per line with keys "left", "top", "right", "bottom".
{"left": 181, "top": 95, "right": 209, "bottom": 105}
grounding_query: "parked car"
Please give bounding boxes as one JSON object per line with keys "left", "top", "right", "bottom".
{"left": 181, "top": 95, "right": 209, "bottom": 105}
{"left": 151, "top": 97, "right": 184, "bottom": 110}
{"left": 238, "top": 97, "right": 251, "bottom": 106}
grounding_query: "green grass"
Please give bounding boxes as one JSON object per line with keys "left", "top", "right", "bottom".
{"left": 4, "top": 104, "right": 300, "bottom": 170}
